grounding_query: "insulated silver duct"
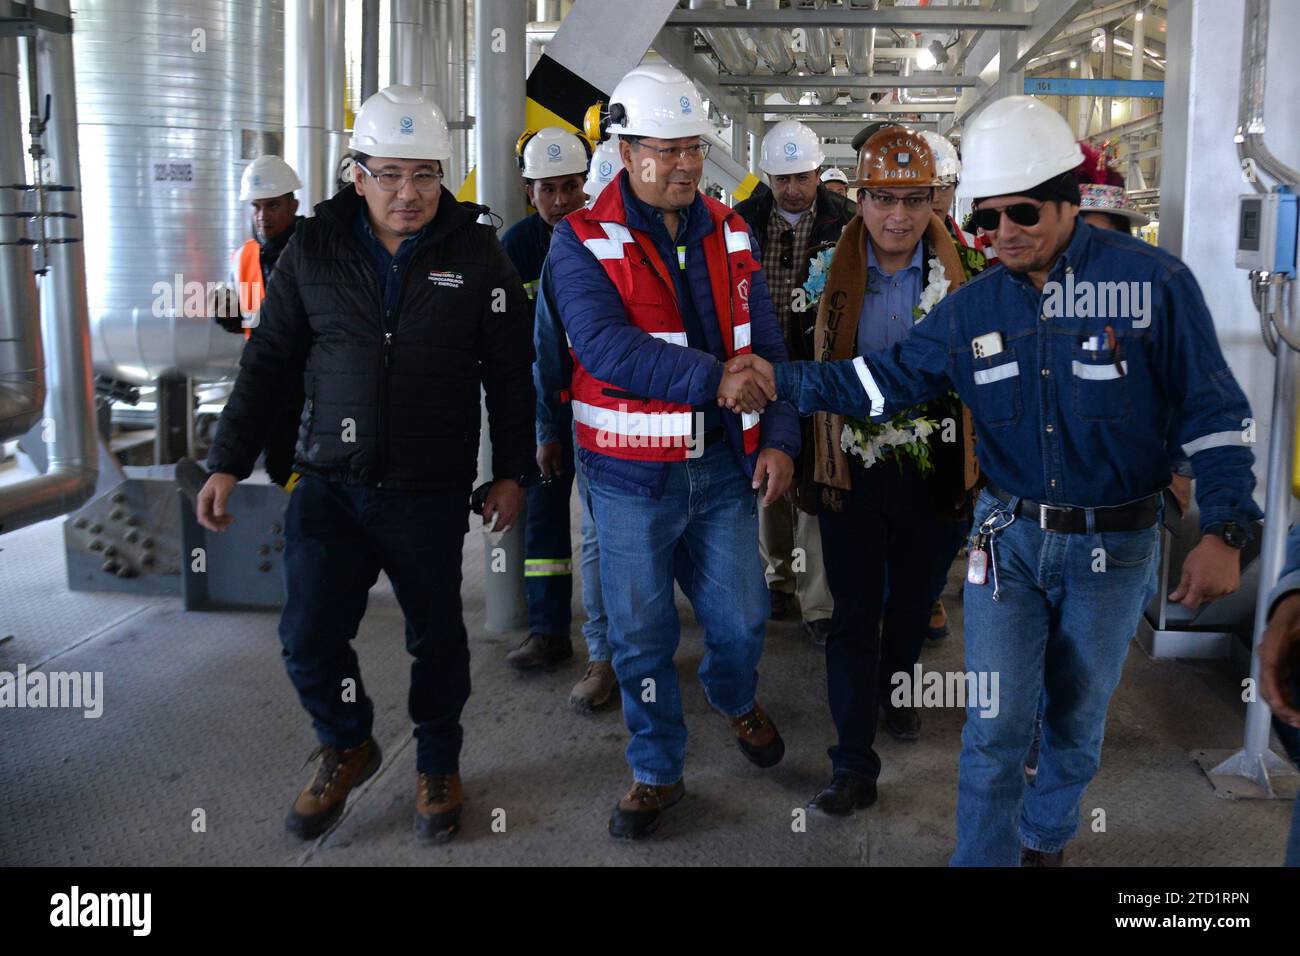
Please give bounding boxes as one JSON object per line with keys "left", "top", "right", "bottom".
{"left": 391, "top": 0, "right": 424, "bottom": 86}
{"left": 692, "top": 0, "right": 757, "bottom": 78}
{"left": 796, "top": 0, "right": 831, "bottom": 74}
{"left": 287, "top": 0, "right": 327, "bottom": 208}
{"left": 746, "top": 0, "right": 800, "bottom": 104}
{"left": 72, "top": 0, "right": 284, "bottom": 386}
{"left": 845, "top": 0, "right": 878, "bottom": 104}
{"left": 898, "top": 40, "right": 959, "bottom": 106}
{"left": 1238, "top": 0, "right": 1300, "bottom": 189}
{"left": 0, "top": 0, "right": 97, "bottom": 536}
{"left": 324, "top": 0, "right": 348, "bottom": 194}
{"left": 0, "top": 36, "right": 43, "bottom": 443}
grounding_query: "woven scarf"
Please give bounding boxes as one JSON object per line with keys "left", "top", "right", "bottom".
{"left": 812, "top": 213, "right": 972, "bottom": 494}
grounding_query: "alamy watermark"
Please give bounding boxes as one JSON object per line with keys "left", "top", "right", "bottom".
{"left": 1041, "top": 275, "right": 1152, "bottom": 328}
{"left": 889, "top": 664, "right": 1000, "bottom": 718}
{"left": 0, "top": 664, "right": 103, "bottom": 718}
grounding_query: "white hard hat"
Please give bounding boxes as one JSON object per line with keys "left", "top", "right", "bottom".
{"left": 584, "top": 137, "right": 621, "bottom": 202}
{"left": 819, "top": 167, "right": 848, "bottom": 184}
{"left": 760, "top": 120, "right": 824, "bottom": 176}
{"left": 349, "top": 84, "right": 452, "bottom": 161}
{"left": 606, "top": 64, "right": 713, "bottom": 139}
{"left": 240, "top": 155, "right": 302, "bottom": 202}
{"left": 957, "top": 95, "right": 1082, "bottom": 199}
{"left": 919, "top": 131, "right": 961, "bottom": 185}
{"left": 520, "top": 127, "right": 590, "bottom": 180}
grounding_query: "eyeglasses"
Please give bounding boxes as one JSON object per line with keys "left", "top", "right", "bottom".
{"left": 633, "top": 141, "right": 711, "bottom": 162}
{"left": 972, "top": 201, "right": 1043, "bottom": 231}
{"left": 864, "top": 190, "right": 932, "bottom": 210}
{"left": 358, "top": 162, "right": 443, "bottom": 193}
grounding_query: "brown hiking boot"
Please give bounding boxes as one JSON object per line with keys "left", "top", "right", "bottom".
{"left": 285, "top": 738, "right": 382, "bottom": 840}
{"left": 608, "top": 779, "right": 686, "bottom": 840}
{"left": 505, "top": 632, "right": 573, "bottom": 671}
{"left": 928, "top": 599, "right": 950, "bottom": 641}
{"left": 728, "top": 702, "right": 785, "bottom": 768}
{"left": 569, "top": 660, "right": 618, "bottom": 714}
{"left": 414, "top": 772, "right": 464, "bottom": 845}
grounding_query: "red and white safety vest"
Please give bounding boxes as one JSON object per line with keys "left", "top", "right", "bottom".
{"left": 232, "top": 239, "right": 264, "bottom": 340}
{"left": 566, "top": 179, "right": 762, "bottom": 462}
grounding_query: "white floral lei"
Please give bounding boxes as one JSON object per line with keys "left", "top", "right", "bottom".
{"left": 842, "top": 257, "right": 952, "bottom": 471}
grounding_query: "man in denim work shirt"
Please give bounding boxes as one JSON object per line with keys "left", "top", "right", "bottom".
{"left": 729, "top": 96, "right": 1262, "bottom": 866}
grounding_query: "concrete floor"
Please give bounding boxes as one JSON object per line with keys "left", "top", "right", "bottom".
{"left": 1, "top": 485, "right": 1295, "bottom": 866}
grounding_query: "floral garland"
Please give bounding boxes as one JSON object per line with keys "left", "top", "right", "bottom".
{"left": 801, "top": 252, "right": 956, "bottom": 474}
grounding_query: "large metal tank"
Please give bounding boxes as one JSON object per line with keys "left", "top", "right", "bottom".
{"left": 71, "top": 0, "right": 285, "bottom": 385}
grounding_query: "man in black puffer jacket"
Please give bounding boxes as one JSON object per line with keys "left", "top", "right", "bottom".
{"left": 198, "top": 86, "right": 535, "bottom": 847}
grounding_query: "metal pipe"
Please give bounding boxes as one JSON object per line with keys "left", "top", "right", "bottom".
{"left": 325, "top": 0, "right": 347, "bottom": 196}
{"left": 361, "top": 0, "right": 380, "bottom": 101}
{"left": 691, "top": 0, "right": 756, "bottom": 78}
{"left": 845, "top": 0, "right": 879, "bottom": 104}
{"left": 746, "top": 0, "right": 799, "bottom": 103}
{"left": 0, "top": 35, "right": 44, "bottom": 443}
{"left": 474, "top": 0, "right": 527, "bottom": 632}
{"left": 286, "top": 0, "right": 327, "bottom": 209}
{"left": 390, "top": 0, "right": 424, "bottom": 86}
{"left": 897, "top": 38, "right": 958, "bottom": 105}
{"left": 1239, "top": 0, "right": 1300, "bottom": 187}
{"left": 449, "top": 0, "right": 468, "bottom": 189}
{"left": 0, "top": 0, "right": 97, "bottom": 536}
{"left": 428, "top": 0, "right": 449, "bottom": 105}
{"left": 796, "top": 0, "right": 832, "bottom": 74}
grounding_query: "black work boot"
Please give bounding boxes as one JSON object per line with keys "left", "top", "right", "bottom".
{"left": 808, "top": 772, "right": 878, "bottom": 816}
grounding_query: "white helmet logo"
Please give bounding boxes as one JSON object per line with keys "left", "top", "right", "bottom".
{"left": 599, "top": 160, "right": 612, "bottom": 176}
{"left": 547, "top": 143, "right": 562, "bottom": 159}
{"left": 399, "top": 115, "right": 414, "bottom": 134}
{"left": 679, "top": 96, "right": 691, "bottom": 114}
{"left": 784, "top": 142, "right": 797, "bottom": 158}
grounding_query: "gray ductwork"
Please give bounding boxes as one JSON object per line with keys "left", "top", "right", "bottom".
{"left": 0, "top": 36, "right": 44, "bottom": 443}
{"left": 287, "top": 0, "right": 327, "bottom": 209}
{"left": 1237, "top": 0, "right": 1300, "bottom": 189}
{"left": 746, "top": 0, "right": 800, "bottom": 104}
{"left": 692, "top": 0, "right": 757, "bottom": 78}
{"left": 324, "top": 0, "right": 348, "bottom": 192}
{"left": 796, "top": 0, "right": 832, "bottom": 74}
{"left": 898, "top": 40, "right": 959, "bottom": 107}
{"left": 0, "top": 0, "right": 97, "bottom": 536}
{"left": 390, "top": 0, "right": 424, "bottom": 86}
{"left": 844, "top": 0, "right": 878, "bottom": 104}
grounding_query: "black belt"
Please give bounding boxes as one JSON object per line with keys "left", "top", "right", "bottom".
{"left": 987, "top": 485, "right": 1159, "bottom": 533}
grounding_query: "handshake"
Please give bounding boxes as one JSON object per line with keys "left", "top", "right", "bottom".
{"left": 716, "top": 353, "right": 777, "bottom": 414}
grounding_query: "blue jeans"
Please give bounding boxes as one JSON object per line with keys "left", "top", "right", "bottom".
{"left": 587, "top": 441, "right": 767, "bottom": 786}
{"left": 574, "top": 460, "right": 610, "bottom": 661}
{"left": 952, "top": 489, "right": 1160, "bottom": 866}
{"left": 279, "top": 475, "right": 471, "bottom": 775}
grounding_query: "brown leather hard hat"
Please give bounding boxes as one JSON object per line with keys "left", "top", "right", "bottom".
{"left": 853, "top": 126, "right": 939, "bottom": 189}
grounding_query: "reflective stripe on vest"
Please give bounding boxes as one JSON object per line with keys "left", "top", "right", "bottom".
{"left": 566, "top": 183, "right": 762, "bottom": 462}
{"left": 233, "top": 239, "right": 264, "bottom": 340}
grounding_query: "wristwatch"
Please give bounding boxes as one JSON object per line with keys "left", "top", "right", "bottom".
{"left": 1204, "top": 522, "right": 1250, "bottom": 549}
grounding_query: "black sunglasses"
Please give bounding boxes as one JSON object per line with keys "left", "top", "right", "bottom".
{"left": 972, "top": 202, "right": 1043, "bottom": 231}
